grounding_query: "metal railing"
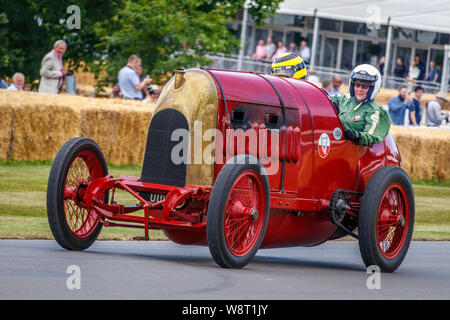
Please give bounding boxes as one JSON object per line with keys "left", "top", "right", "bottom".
{"left": 205, "top": 54, "right": 448, "bottom": 94}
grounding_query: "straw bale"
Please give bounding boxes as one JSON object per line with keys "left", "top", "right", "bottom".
{"left": 0, "top": 94, "right": 13, "bottom": 159}
{"left": 10, "top": 99, "right": 82, "bottom": 161}
{"left": 375, "top": 89, "right": 450, "bottom": 107}
{"left": 0, "top": 90, "right": 155, "bottom": 164}
{"left": 77, "top": 98, "right": 154, "bottom": 165}
{"left": 390, "top": 126, "right": 450, "bottom": 181}
{"left": 80, "top": 107, "right": 152, "bottom": 165}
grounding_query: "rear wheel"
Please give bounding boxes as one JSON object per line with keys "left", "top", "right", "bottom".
{"left": 47, "top": 137, "right": 108, "bottom": 251}
{"left": 358, "top": 166, "right": 414, "bottom": 272}
{"left": 207, "top": 156, "right": 270, "bottom": 268}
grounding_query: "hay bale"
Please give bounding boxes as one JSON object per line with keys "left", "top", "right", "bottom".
{"left": 11, "top": 102, "right": 82, "bottom": 161}
{"left": 390, "top": 126, "right": 450, "bottom": 181}
{"left": 80, "top": 105, "right": 153, "bottom": 165}
{"left": 1, "top": 90, "right": 155, "bottom": 164}
{"left": 0, "top": 95, "right": 13, "bottom": 159}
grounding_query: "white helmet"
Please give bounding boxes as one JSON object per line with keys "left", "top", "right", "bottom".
{"left": 349, "top": 64, "right": 381, "bottom": 102}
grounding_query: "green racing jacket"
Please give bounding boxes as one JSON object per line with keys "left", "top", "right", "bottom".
{"left": 331, "top": 94, "right": 391, "bottom": 146}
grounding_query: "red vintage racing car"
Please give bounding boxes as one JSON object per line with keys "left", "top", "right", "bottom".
{"left": 47, "top": 68, "right": 414, "bottom": 272}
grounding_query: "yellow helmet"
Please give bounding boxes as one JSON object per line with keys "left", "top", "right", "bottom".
{"left": 271, "top": 52, "right": 307, "bottom": 79}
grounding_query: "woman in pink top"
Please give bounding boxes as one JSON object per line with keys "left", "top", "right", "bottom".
{"left": 252, "top": 39, "right": 266, "bottom": 60}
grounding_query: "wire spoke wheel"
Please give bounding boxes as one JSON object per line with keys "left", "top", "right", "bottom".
{"left": 207, "top": 156, "right": 270, "bottom": 269}
{"left": 376, "top": 184, "right": 409, "bottom": 259}
{"left": 63, "top": 152, "right": 104, "bottom": 238}
{"left": 224, "top": 171, "right": 265, "bottom": 257}
{"left": 358, "top": 166, "right": 414, "bottom": 273}
{"left": 47, "top": 138, "right": 108, "bottom": 251}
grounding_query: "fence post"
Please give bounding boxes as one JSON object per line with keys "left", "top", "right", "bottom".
{"left": 310, "top": 9, "right": 319, "bottom": 70}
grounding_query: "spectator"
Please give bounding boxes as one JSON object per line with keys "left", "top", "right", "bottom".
{"left": 7, "top": 73, "right": 25, "bottom": 91}
{"left": 0, "top": 79, "right": 8, "bottom": 89}
{"left": 118, "top": 54, "right": 152, "bottom": 100}
{"left": 331, "top": 75, "right": 342, "bottom": 96}
{"left": 135, "top": 64, "right": 150, "bottom": 101}
{"left": 414, "top": 55, "right": 425, "bottom": 80}
{"left": 272, "top": 41, "right": 287, "bottom": 60}
{"left": 426, "top": 61, "right": 440, "bottom": 83}
{"left": 112, "top": 83, "right": 121, "bottom": 98}
{"left": 251, "top": 39, "right": 266, "bottom": 60}
{"left": 408, "top": 86, "right": 424, "bottom": 126}
{"left": 38, "top": 40, "right": 68, "bottom": 94}
{"left": 307, "top": 69, "right": 320, "bottom": 83}
{"left": 408, "top": 60, "right": 420, "bottom": 82}
{"left": 321, "top": 79, "right": 332, "bottom": 95}
{"left": 289, "top": 42, "right": 297, "bottom": 53}
{"left": 425, "top": 92, "right": 449, "bottom": 126}
{"left": 393, "top": 58, "right": 407, "bottom": 78}
{"left": 264, "top": 37, "right": 276, "bottom": 61}
{"left": 299, "top": 40, "right": 310, "bottom": 64}
{"left": 377, "top": 56, "right": 385, "bottom": 75}
{"left": 388, "top": 85, "right": 413, "bottom": 125}
{"left": 437, "top": 65, "right": 443, "bottom": 83}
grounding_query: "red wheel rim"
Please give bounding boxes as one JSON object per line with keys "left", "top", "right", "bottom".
{"left": 224, "top": 170, "right": 266, "bottom": 257}
{"left": 63, "top": 151, "right": 104, "bottom": 238}
{"left": 376, "top": 183, "right": 410, "bottom": 259}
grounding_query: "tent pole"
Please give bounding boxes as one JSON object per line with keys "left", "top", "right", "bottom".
{"left": 382, "top": 17, "right": 392, "bottom": 88}
{"left": 440, "top": 45, "right": 450, "bottom": 93}
{"left": 237, "top": 0, "right": 250, "bottom": 71}
{"left": 310, "top": 9, "right": 319, "bottom": 69}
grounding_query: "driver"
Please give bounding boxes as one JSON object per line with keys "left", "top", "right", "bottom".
{"left": 331, "top": 64, "right": 391, "bottom": 145}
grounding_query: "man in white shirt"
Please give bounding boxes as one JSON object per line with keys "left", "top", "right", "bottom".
{"left": 408, "top": 61, "right": 420, "bottom": 81}
{"left": 7, "top": 73, "right": 25, "bottom": 91}
{"left": 299, "top": 40, "right": 310, "bottom": 64}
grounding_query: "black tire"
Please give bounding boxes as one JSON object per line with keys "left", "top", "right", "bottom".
{"left": 207, "top": 155, "right": 270, "bottom": 268}
{"left": 47, "top": 137, "right": 108, "bottom": 251}
{"left": 358, "top": 166, "right": 415, "bottom": 273}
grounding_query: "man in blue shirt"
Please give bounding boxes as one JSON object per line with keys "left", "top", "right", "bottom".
{"left": 331, "top": 75, "right": 342, "bottom": 96}
{"left": 426, "top": 61, "right": 440, "bottom": 83}
{"left": 388, "top": 85, "right": 412, "bottom": 125}
{"left": 118, "top": 54, "right": 152, "bottom": 100}
{"left": 408, "top": 86, "right": 424, "bottom": 126}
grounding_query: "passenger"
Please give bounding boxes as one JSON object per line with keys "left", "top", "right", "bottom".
{"left": 331, "top": 64, "right": 391, "bottom": 146}
{"left": 270, "top": 52, "right": 307, "bottom": 80}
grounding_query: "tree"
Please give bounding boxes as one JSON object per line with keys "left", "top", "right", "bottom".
{"left": 93, "top": 0, "right": 283, "bottom": 88}
{"left": 0, "top": 0, "right": 282, "bottom": 89}
{"left": 0, "top": 0, "right": 49, "bottom": 85}
{"left": 0, "top": 0, "right": 122, "bottom": 85}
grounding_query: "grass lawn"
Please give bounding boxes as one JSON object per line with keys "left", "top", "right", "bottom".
{"left": 0, "top": 160, "right": 449, "bottom": 241}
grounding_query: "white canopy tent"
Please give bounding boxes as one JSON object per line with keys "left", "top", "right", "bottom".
{"left": 237, "top": 0, "right": 450, "bottom": 89}
{"left": 278, "top": 0, "right": 450, "bottom": 34}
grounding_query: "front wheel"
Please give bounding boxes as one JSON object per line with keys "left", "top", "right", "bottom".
{"left": 358, "top": 166, "right": 415, "bottom": 272}
{"left": 207, "top": 156, "right": 270, "bottom": 268}
{"left": 47, "top": 137, "right": 108, "bottom": 251}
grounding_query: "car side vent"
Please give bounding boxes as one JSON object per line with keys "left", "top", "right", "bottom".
{"left": 265, "top": 113, "right": 279, "bottom": 128}
{"left": 231, "top": 109, "right": 245, "bottom": 122}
